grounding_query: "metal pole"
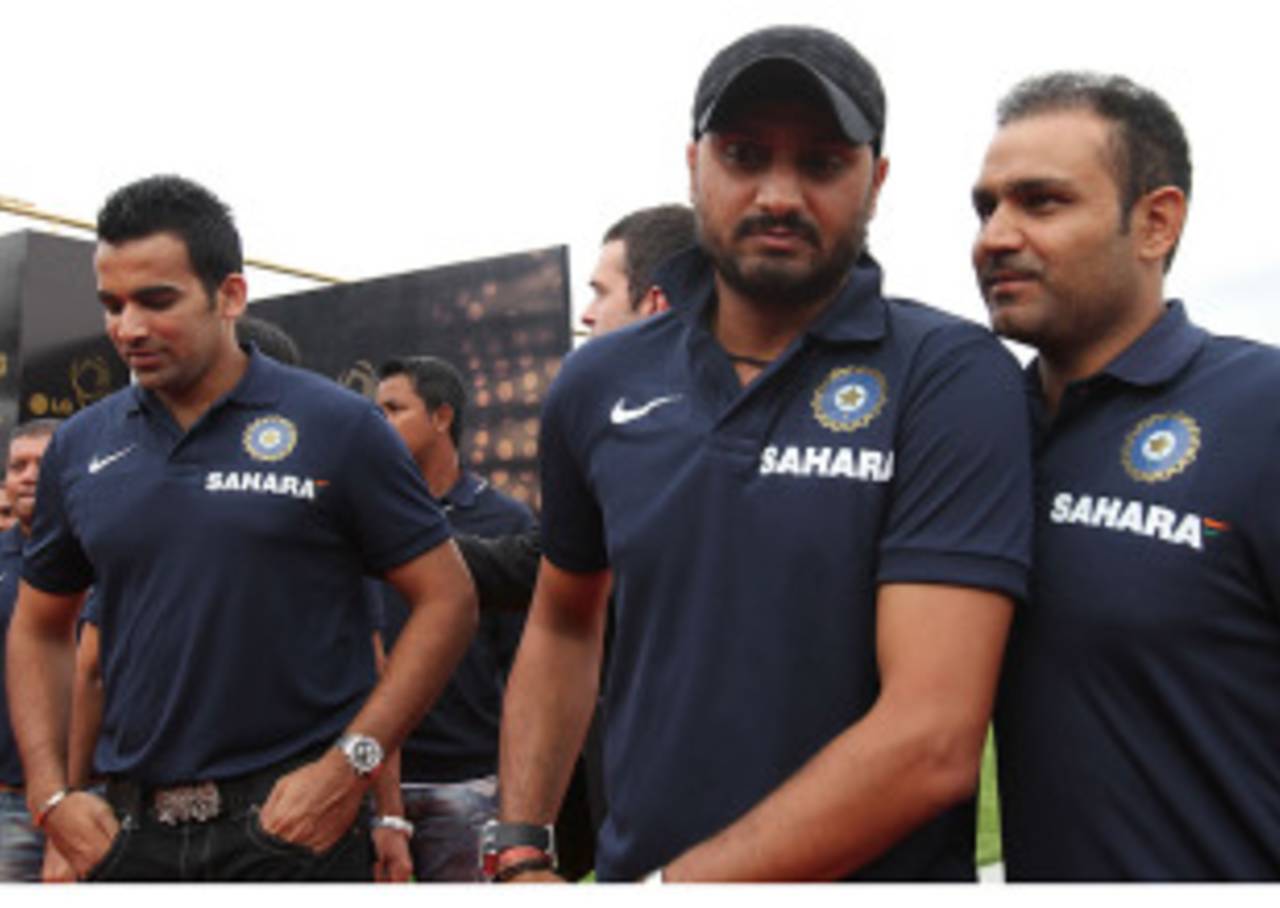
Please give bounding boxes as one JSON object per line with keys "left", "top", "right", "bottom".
{"left": 0, "top": 195, "right": 345, "bottom": 285}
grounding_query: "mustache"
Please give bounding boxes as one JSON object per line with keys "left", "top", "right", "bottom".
{"left": 978, "top": 254, "right": 1043, "bottom": 285}
{"left": 734, "top": 212, "right": 821, "bottom": 247}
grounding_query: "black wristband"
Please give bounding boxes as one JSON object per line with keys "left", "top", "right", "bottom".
{"left": 493, "top": 855, "right": 555, "bottom": 883}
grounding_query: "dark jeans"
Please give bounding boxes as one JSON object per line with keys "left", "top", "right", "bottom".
{"left": 89, "top": 760, "right": 371, "bottom": 882}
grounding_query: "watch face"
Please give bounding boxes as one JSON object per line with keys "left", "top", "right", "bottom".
{"left": 354, "top": 740, "right": 377, "bottom": 768}
{"left": 342, "top": 734, "right": 383, "bottom": 774}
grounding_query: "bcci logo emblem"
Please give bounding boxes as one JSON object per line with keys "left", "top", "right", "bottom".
{"left": 1122, "top": 412, "right": 1200, "bottom": 483}
{"left": 812, "top": 367, "right": 887, "bottom": 433}
{"left": 243, "top": 416, "right": 299, "bottom": 463}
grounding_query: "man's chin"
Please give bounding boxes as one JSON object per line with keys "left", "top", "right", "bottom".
{"left": 129, "top": 368, "right": 169, "bottom": 390}
{"left": 986, "top": 305, "right": 1042, "bottom": 347}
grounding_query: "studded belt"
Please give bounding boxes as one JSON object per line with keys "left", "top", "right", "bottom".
{"left": 105, "top": 746, "right": 324, "bottom": 826}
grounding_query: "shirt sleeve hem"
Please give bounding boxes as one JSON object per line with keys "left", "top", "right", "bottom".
{"left": 542, "top": 546, "right": 608, "bottom": 576}
{"left": 19, "top": 569, "right": 91, "bottom": 598}
{"left": 877, "top": 549, "right": 1028, "bottom": 602}
{"left": 367, "top": 525, "right": 454, "bottom": 576}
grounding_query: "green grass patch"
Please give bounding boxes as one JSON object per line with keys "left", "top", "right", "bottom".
{"left": 976, "top": 727, "right": 1001, "bottom": 867}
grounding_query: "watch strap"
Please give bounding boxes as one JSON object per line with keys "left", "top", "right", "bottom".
{"left": 481, "top": 821, "right": 557, "bottom": 879}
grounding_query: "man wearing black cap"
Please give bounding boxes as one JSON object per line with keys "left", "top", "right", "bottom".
{"left": 493, "top": 26, "right": 1032, "bottom": 882}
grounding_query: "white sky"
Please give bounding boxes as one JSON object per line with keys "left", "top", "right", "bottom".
{"left": 3, "top": 0, "right": 1277, "bottom": 347}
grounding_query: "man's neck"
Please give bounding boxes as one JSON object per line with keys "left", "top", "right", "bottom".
{"left": 1037, "top": 297, "right": 1166, "bottom": 416}
{"left": 157, "top": 342, "right": 250, "bottom": 432}
{"left": 711, "top": 275, "right": 841, "bottom": 383}
{"left": 421, "top": 452, "right": 462, "bottom": 500}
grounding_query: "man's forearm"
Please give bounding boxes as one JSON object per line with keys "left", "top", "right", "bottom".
{"left": 664, "top": 695, "right": 985, "bottom": 881}
{"left": 372, "top": 750, "right": 405, "bottom": 817}
{"left": 67, "top": 629, "right": 103, "bottom": 788}
{"left": 665, "top": 584, "right": 1011, "bottom": 881}
{"left": 498, "top": 569, "right": 607, "bottom": 824}
{"left": 352, "top": 564, "right": 476, "bottom": 751}
{"left": 66, "top": 679, "right": 102, "bottom": 789}
{"left": 6, "top": 589, "right": 79, "bottom": 806}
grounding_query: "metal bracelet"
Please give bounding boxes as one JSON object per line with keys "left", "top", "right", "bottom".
{"left": 33, "top": 787, "right": 72, "bottom": 829}
{"left": 371, "top": 814, "right": 414, "bottom": 836}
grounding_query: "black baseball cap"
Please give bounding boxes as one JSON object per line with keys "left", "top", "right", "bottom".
{"left": 692, "top": 25, "right": 886, "bottom": 152}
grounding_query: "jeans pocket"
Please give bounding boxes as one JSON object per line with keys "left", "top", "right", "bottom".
{"left": 84, "top": 827, "right": 130, "bottom": 882}
{"left": 244, "top": 806, "right": 318, "bottom": 859}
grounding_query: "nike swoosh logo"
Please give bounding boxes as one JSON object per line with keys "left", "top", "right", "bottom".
{"left": 88, "top": 444, "right": 138, "bottom": 475}
{"left": 610, "top": 394, "right": 682, "bottom": 426}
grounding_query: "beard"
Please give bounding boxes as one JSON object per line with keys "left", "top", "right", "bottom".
{"left": 696, "top": 207, "right": 867, "bottom": 310}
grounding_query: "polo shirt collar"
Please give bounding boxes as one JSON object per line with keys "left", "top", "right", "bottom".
{"left": 1025, "top": 301, "right": 1206, "bottom": 396}
{"left": 1100, "top": 300, "right": 1206, "bottom": 386}
{"left": 658, "top": 248, "right": 888, "bottom": 345}
{"left": 126, "top": 343, "right": 284, "bottom": 416}
{"left": 441, "top": 470, "right": 486, "bottom": 510}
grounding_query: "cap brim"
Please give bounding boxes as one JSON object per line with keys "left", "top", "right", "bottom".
{"left": 697, "top": 56, "right": 876, "bottom": 145}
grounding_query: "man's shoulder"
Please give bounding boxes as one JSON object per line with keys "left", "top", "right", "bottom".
{"left": 547, "top": 316, "right": 681, "bottom": 407}
{"left": 471, "top": 476, "right": 536, "bottom": 529}
{"left": 1199, "top": 330, "right": 1280, "bottom": 373}
{"left": 48, "top": 386, "right": 138, "bottom": 451}
{"left": 0, "top": 525, "right": 24, "bottom": 558}
{"left": 880, "top": 296, "right": 1020, "bottom": 373}
{"left": 265, "top": 360, "right": 381, "bottom": 422}
{"left": 883, "top": 295, "right": 991, "bottom": 339}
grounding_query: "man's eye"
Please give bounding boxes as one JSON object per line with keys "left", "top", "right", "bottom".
{"left": 1022, "top": 192, "right": 1065, "bottom": 212}
{"left": 722, "top": 141, "right": 767, "bottom": 170}
{"left": 802, "top": 153, "right": 847, "bottom": 179}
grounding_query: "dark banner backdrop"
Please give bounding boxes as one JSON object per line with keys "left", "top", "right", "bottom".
{"left": 0, "top": 231, "right": 128, "bottom": 441}
{"left": 251, "top": 246, "right": 571, "bottom": 511}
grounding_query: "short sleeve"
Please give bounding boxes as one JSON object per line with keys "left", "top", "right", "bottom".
{"left": 22, "top": 430, "right": 95, "bottom": 595}
{"left": 331, "top": 404, "right": 452, "bottom": 575}
{"left": 877, "top": 327, "right": 1033, "bottom": 600}
{"left": 538, "top": 368, "right": 608, "bottom": 573}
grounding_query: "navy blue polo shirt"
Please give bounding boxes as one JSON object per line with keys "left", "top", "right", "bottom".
{"left": 22, "top": 349, "right": 451, "bottom": 786}
{"left": 996, "top": 302, "right": 1280, "bottom": 880}
{"left": 539, "top": 249, "right": 1032, "bottom": 881}
{"left": 381, "top": 471, "right": 535, "bottom": 783}
{"left": 0, "top": 526, "right": 26, "bottom": 786}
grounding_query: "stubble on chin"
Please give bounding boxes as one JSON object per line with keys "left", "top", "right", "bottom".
{"left": 699, "top": 226, "right": 865, "bottom": 311}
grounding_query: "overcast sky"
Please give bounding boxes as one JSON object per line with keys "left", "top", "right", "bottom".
{"left": 3, "top": 0, "right": 1276, "bottom": 348}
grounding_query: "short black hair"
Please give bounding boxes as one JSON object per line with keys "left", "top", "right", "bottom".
{"left": 9, "top": 418, "right": 61, "bottom": 449}
{"left": 378, "top": 356, "right": 467, "bottom": 448}
{"left": 237, "top": 314, "right": 301, "bottom": 366}
{"left": 97, "top": 175, "right": 244, "bottom": 298}
{"left": 603, "top": 204, "right": 697, "bottom": 306}
{"left": 997, "top": 71, "right": 1191, "bottom": 267}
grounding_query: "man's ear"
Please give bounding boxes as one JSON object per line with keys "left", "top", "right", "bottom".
{"left": 637, "top": 286, "right": 671, "bottom": 318}
{"left": 217, "top": 273, "right": 248, "bottom": 319}
{"left": 431, "top": 402, "right": 455, "bottom": 436}
{"left": 1131, "top": 185, "right": 1187, "bottom": 267}
{"left": 864, "top": 154, "right": 890, "bottom": 222}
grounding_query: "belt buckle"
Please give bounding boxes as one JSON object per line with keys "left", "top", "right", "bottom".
{"left": 153, "top": 781, "right": 222, "bottom": 825}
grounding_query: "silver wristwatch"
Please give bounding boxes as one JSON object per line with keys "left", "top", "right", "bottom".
{"left": 335, "top": 733, "right": 385, "bottom": 777}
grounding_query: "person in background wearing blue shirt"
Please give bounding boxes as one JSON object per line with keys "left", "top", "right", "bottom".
{"left": 492, "top": 25, "right": 1033, "bottom": 882}
{"left": 373, "top": 356, "right": 535, "bottom": 881}
{"left": 5, "top": 175, "right": 477, "bottom": 882}
{"left": 581, "top": 204, "right": 696, "bottom": 338}
{"left": 0, "top": 419, "right": 61, "bottom": 882}
{"left": 973, "top": 72, "right": 1280, "bottom": 880}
